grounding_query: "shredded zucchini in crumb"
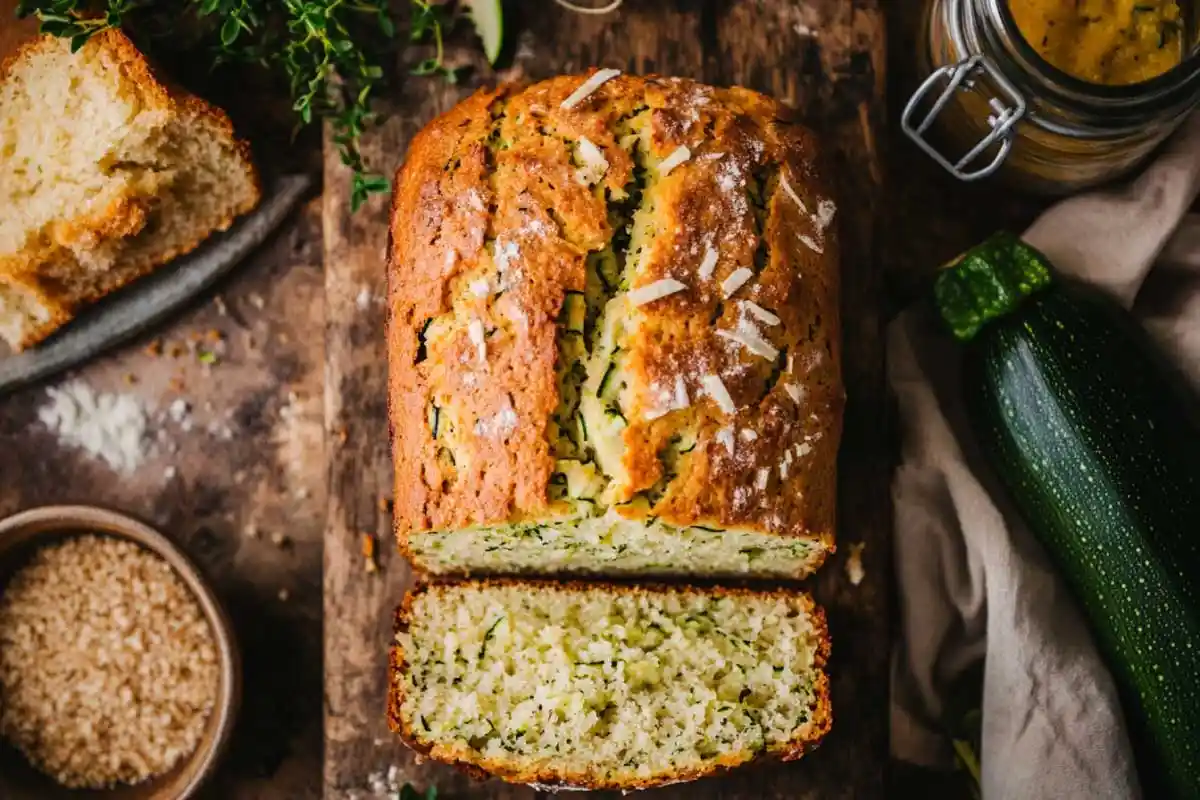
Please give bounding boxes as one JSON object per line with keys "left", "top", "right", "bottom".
{"left": 397, "top": 584, "right": 823, "bottom": 779}
{"left": 411, "top": 515, "right": 817, "bottom": 576}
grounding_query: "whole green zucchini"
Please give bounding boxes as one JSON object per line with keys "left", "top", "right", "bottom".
{"left": 934, "top": 232, "right": 1200, "bottom": 799}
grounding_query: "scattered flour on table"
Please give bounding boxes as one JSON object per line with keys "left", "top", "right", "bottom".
{"left": 37, "top": 381, "right": 148, "bottom": 473}
{"left": 846, "top": 541, "right": 866, "bottom": 586}
{"left": 38, "top": 380, "right": 240, "bottom": 473}
{"left": 356, "top": 286, "right": 374, "bottom": 310}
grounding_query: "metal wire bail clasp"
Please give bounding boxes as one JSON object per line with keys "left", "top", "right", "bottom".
{"left": 902, "top": 54, "right": 1028, "bottom": 181}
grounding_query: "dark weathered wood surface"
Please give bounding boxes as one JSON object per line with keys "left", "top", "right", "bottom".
{"left": 323, "top": 2, "right": 889, "bottom": 797}
{"left": 0, "top": 201, "right": 326, "bottom": 800}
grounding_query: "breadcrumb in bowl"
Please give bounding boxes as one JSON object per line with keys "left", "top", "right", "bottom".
{"left": 0, "top": 506, "right": 240, "bottom": 799}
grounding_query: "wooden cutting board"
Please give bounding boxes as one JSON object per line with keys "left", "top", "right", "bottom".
{"left": 323, "top": 2, "right": 888, "bottom": 797}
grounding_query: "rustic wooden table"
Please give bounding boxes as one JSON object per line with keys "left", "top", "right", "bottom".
{"left": 0, "top": 0, "right": 1044, "bottom": 797}
{"left": 0, "top": 202, "right": 328, "bottom": 800}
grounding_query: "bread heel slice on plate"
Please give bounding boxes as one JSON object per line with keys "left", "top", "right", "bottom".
{"left": 0, "top": 30, "right": 260, "bottom": 351}
{"left": 388, "top": 580, "right": 831, "bottom": 791}
{"left": 388, "top": 74, "right": 843, "bottom": 580}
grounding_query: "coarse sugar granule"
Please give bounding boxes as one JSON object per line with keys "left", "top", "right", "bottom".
{"left": 0, "top": 535, "right": 219, "bottom": 788}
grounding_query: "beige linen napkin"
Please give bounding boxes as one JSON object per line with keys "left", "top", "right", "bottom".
{"left": 889, "top": 112, "right": 1200, "bottom": 799}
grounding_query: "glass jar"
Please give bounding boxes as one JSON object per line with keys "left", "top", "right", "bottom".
{"left": 903, "top": 0, "right": 1200, "bottom": 194}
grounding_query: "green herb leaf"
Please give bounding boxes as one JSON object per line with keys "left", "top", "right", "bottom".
{"left": 397, "top": 784, "right": 436, "bottom": 800}
{"left": 220, "top": 15, "right": 240, "bottom": 46}
{"left": 377, "top": 12, "right": 395, "bottom": 38}
{"left": 410, "top": 57, "right": 440, "bottom": 76}
{"left": 351, "top": 171, "right": 390, "bottom": 212}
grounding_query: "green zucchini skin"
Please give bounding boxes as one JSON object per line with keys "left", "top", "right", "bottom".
{"left": 963, "top": 283, "right": 1200, "bottom": 798}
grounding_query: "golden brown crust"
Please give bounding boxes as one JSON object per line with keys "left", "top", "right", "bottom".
{"left": 389, "top": 73, "right": 842, "bottom": 554}
{"left": 0, "top": 30, "right": 260, "bottom": 349}
{"left": 387, "top": 578, "right": 832, "bottom": 790}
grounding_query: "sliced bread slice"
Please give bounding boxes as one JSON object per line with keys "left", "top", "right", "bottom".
{"left": 0, "top": 30, "right": 259, "bottom": 350}
{"left": 388, "top": 580, "right": 831, "bottom": 790}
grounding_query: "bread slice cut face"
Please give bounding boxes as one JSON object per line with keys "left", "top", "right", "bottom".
{"left": 0, "top": 31, "right": 259, "bottom": 350}
{"left": 388, "top": 580, "right": 831, "bottom": 790}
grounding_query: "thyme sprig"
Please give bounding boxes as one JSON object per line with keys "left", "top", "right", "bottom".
{"left": 409, "top": 0, "right": 462, "bottom": 82}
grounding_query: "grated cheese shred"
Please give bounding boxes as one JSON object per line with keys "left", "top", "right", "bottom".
{"left": 720, "top": 268, "right": 753, "bottom": 298}
{"left": 468, "top": 319, "right": 487, "bottom": 363}
{"left": 780, "top": 449, "right": 794, "bottom": 480}
{"left": 741, "top": 301, "right": 780, "bottom": 326}
{"left": 702, "top": 375, "right": 736, "bottom": 415}
{"left": 628, "top": 278, "right": 687, "bottom": 307}
{"left": 561, "top": 69, "right": 622, "bottom": 110}
{"left": 779, "top": 172, "right": 807, "bottom": 213}
{"left": 717, "top": 324, "right": 779, "bottom": 360}
{"left": 755, "top": 468, "right": 770, "bottom": 491}
{"left": 576, "top": 137, "right": 609, "bottom": 185}
{"left": 673, "top": 376, "right": 690, "bottom": 409}
{"left": 697, "top": 245, "right": 719, "bottom": 280}
{"left": 799, "top": 235, "right": 823, "bottom": 254}
{"left": 657, "top": 145, "right": 692, "bottom": 176}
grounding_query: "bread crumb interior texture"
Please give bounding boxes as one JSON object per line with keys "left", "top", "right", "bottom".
{"left": 0, "top": 35, "right": 166, "bottom": 258}
{"left": 414, "top": 512, "right": 819, "bottom": 576}
{"left": 397, "top": 76, "right": 841, "bottom": 579}
{"left": 396, "top": 584, "right": 825, "bottom": 787}
{"left": 0, "top": 33, "right": 258, "bottom": 349}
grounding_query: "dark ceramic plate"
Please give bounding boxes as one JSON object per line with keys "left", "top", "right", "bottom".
{"left": 0, "top": 174, "right": 312, "bottom": 397}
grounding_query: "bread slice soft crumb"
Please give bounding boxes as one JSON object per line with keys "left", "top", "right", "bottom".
{"left": 0, "top": 30, "right": 260, "bottom": 350}
{"left": 389, "top": 580, "right": 831, "bottom": 790}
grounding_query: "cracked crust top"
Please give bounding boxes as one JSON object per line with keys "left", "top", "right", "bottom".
{"left": 388, "top": 73, "right": 842, "bottom": 545}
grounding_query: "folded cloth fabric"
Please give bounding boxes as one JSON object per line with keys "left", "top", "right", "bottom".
{"left": 889, "top": 111, "right": 1200, "bottom": 800}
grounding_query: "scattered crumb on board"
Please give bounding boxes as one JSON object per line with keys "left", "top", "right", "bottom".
{"left": 846, "top": 541, "right": 866, "bottom": 586}
{"left": 362, "top": 533, "right": 378, "bottom": 574}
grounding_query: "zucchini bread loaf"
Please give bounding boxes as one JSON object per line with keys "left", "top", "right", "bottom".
{"left": 388, "top": 72, "right": 842, "bottom": 578}
{"left": 0, "top": 30, "right": 259, "bottom": 350}
{"left": 388, "top": 580, "right": 831, "bottom": 790}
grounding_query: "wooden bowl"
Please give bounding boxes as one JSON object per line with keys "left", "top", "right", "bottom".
{"left": 0, "top": 506, "right": 241, "bottom": 800}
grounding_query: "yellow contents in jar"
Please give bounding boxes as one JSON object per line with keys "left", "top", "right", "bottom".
{"left": 1009, "top": 0, "right": 1185, "bottom": 85}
